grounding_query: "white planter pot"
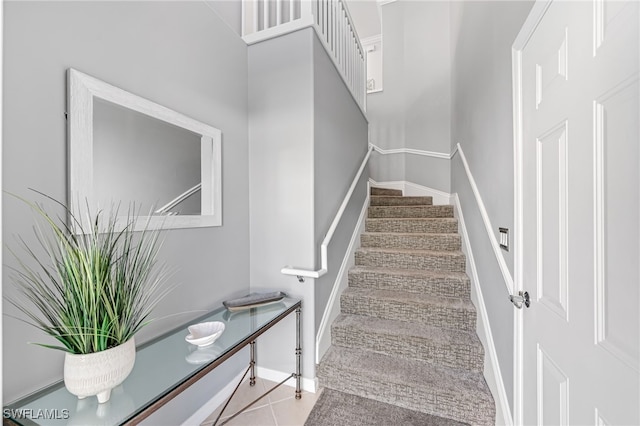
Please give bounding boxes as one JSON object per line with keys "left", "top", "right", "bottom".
{"left": 63, "top": 337, "right": 136, "bottom": 404}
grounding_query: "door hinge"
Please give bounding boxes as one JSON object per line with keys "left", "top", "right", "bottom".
{"left": 510, "top": 291, "right": 530, "bottom": 309}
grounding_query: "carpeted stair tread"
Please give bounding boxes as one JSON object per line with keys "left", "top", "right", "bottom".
{"left": 340, "top": 288, "right": 476, "bottom": 331}
{"left": 304, "top": 389, "right": 468, "bottom": 426}
{"left": 318, "top": 187, "right": 495, "bottom": 425}
{"left": 369, "top": 205, "right": 454, "bottom": 218}
{"left": 361, "top": 232, "right": 461, "bottom": 251}
{"left": 366, "top": 217, "right": 459, "bottom": 233}
{"left": 331, "top": 314, "right": 484, "bottom": 372}
{"left": 370, "top": 195, "right": 433, "bottom": 206}
{"left": 317, "top": 346, "right": 495, "bottom": 426}
{"left": 371, "top": 187, "right": 403, "bottom": 196}
{"left": 348, "top": 266, "right": 470, "bottom": 298}
{"left": 355, "top": 247, "right": 466, "bottom": 272}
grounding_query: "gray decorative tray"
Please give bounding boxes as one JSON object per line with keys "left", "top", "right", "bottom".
{"left": 222, "top": 291, "right": 287, "bottom": 312}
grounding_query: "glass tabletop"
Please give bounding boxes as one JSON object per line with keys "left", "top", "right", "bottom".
{"left": 5, "top": 297, "right": 301, "bottom": 426}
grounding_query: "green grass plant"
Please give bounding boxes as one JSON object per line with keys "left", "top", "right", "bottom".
{"left": 6, "top": 192, "right": 174, "bottom": 354}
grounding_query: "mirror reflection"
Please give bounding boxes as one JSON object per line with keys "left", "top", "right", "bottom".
{"left": 93, "top": 99, "right": 202, "bottom": 216}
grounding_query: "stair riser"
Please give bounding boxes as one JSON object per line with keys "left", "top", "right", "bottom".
{"left": 317, "top": 367, "right": 494, "bottom": 426}
{"left": 348, "top": 270, "right": 470, "bottom": 299}
{"left": 365, "top": 218, "right": 458, "bottom": 234}
{"left": 340, "top": 295, "right": 476, "bottom": 331}
{"left": 355, "top": 250, "right": 466, "bottom": 272}
{"left": 369, "top": 205, "right": 454, "bottom": 219}
{"left": 320, "top": 188, "right": 493, "bottom": 426}
{"left": 331, "top": 326, "right": 484, "bottom": 373}
{"left": 361, "top": 233, "right": 461, "bottom": 251}
{"left": 371, "top": 188, "right": 403, "bottom": 196}
{"left": 370, "top": 196, "right": 433, "bottom": 206}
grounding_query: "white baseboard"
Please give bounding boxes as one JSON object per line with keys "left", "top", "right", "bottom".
{"left": 256, "top": 366, "right": 318, "bottom": 393}
{"left": 181, "top": 369, "right": 246, "bottom": 426}
{"left": 452, "top": 193, "right": 512, "bottom": 426}
{"left": 315, "top": 188, "right": 370, "bottom": 364}
{"left": 369, "top": 179, "right": 451, "bottom": 205}
{"left": 403, "top": 181, "right": 451, "bottom": 205}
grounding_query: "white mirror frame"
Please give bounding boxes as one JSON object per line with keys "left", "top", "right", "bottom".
{"left": 67, "top": 68, "right": 222, "bottom": 231}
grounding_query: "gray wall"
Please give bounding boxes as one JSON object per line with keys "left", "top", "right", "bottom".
{"left": 204, "top": 0, "right": 242, "bottom": 36}
{"left": 248, "top": 28, "right": 317, "bottom": 382}
{"left": 248, "top": 27, "right": 368, "bottom": 383}
{"left": 2, "top": 1, "right": 250, "bottom": 413}
{"left": 449, "top": 0, "right": 535, "bottom": 412}
{"left": 368, "top": 0, "right": 451, "bottom": 192}
{"left": 313, "top": 34, "right": 369, "bottom": 331}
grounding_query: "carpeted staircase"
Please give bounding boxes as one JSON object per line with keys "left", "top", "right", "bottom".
{"left": 306, "top": 187, "right": 495, "bottom": 426}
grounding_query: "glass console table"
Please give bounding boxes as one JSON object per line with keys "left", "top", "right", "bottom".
{"left": 4, "top": 297, "right": 302, "bottom": 426}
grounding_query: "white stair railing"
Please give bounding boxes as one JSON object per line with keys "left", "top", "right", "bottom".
{"left": 154, "top": 183, "right": 201, "bottom": 215}
{"left": 242, "top": 0, "right": 366, "bottom": 113}
{"left": 281, "top": 145, "right": 373, "bottom": 281}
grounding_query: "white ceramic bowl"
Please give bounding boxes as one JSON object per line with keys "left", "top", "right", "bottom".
{"left": 185, "top": 321, "right": 225, "bottom": 347}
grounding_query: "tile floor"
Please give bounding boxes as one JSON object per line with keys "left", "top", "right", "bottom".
{"left": 201, "top": 378, "right": 321, "bottom": 426}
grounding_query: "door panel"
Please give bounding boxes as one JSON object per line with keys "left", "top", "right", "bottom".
{"left": 537, "top": 345, "right": 569, "bottom": 426}
{"left": 520, "top": 1, "right": 639, "bottom": 425}
{"left": 594, "top": 77, "right": 640, "bottom": 372}
{"left": 536, "top": 121, "right": 568, "bottom": 321}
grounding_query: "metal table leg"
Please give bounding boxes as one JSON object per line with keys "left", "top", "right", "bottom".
{"left": 213, "top": 305, "right": 303, "bottom": 425}
{"left": 249, "top": 341, "right": 256, "bottom": 386}
{"left": 295, "top": 306, "right": 302, "bottom": 400}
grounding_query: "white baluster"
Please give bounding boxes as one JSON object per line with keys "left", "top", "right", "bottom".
{"left": 344, "top": 20, "right": 348, "bottom": 82}
{"left": 241, "top": 0, "right": 247, "bottom": 35}
{"left": 344, "top": 16, "right": 349, "bottom": 83}
{"left": 264, "top": 0, "right": 270, "bottom": 30}
{"left": 337, "top": 8, "right": 341, "bottom": 67}
{"left": 276, "top": 0, "right": 282, "bottom": 25}
{"left": 358, "top": 49, "right": 362, "bottom": 104}
{"left": 354, "top": 38, "right": 358, "bottom": 93}
{"left": 347, "top": 24, "right": 354, "bottom": 87}
{"left": 358, "top": 52, "right": 367, "bottom": 103}
{"left": 329, "top": 0, "right": 333, "bottom": 52}
{"left": 337, "top": 6, "right": 342, "bottom": 66}
{"left": 325, "top": 0, "right": 329, "bottom": 44}
{"left": 325, "top": 0, "right": 329, "bottom": 49}
{"left": 331, "top": 0, "right": 336, "bottom": 54}
{"left": 363, "top": 53, "right": 367, "bottom": 110}
{"left": 358, "top": 50, "right": 362, "bottom": 100}
{"left": 354, "top": 45, "right": 358, "bottom": 98}
{"left": 253, "top": 0, "right": 259, "bottom": 32}
{"left": 353, "top": 34, "right": 356, "bottom": 90}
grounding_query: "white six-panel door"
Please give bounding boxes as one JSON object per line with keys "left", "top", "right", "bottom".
{"left": 515, "top": 0, "right": 639, "bottom": 424}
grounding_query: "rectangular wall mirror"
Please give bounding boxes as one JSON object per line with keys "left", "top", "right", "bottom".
{"left": 67, "top": 68, "right": 222, "bottom": 231}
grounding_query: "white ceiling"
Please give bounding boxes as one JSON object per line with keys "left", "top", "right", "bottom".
{"left": 346, "top": 0, "right": 382, "bottom": 40}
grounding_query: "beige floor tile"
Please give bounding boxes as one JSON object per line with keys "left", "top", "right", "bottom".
{"left": 201, "top": 378, "right": 321, "bottom": 426}
{"left": 269, "top": 389, "right": 322, "bottom": 426}
{"left": 201, "top": 378, "right": 270, "bottom": 425}
{"left": 217, "top": 405, "right": 277, "bottom": 426}
{"left": 261, "top": 378, "right": 300, "bottom": 404}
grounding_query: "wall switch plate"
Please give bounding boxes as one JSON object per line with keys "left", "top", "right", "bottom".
{"left": 499, "top": 228, "right": 509, "bottom": 251}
